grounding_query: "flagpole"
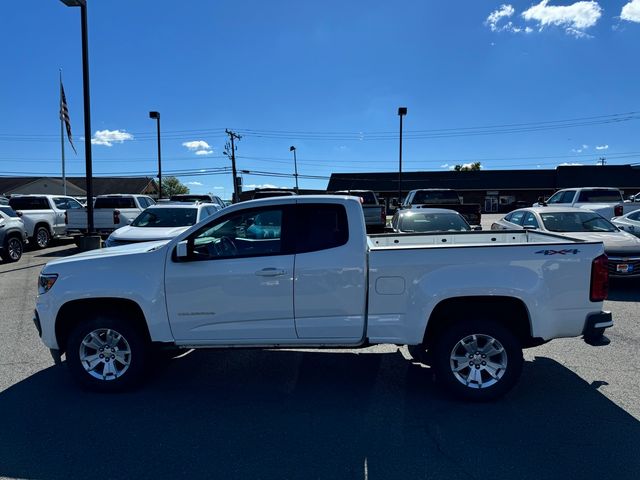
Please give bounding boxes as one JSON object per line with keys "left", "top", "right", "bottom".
{"left": 59, "top": 69, "right": 67, "bottom": 196}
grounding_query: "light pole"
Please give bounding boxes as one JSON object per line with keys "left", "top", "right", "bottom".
{"left": 149, "top": 111, "right": 162, "bottom": 199}
{"left": 397, "top": 107, "right": 407, "bottom": 207}
{"left": 60, "top": 0, "right": 95, "bottom": 235}
{"left": 289, "top": 146, "right": 299, "bottom": 193}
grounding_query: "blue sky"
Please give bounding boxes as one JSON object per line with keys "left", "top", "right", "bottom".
{"left": 1, "top": 0, "right": 639, "bottom": 197}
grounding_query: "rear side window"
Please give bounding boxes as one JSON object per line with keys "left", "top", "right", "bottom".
{"left": 507, "top": 211, "right": 525, "bottom": 225}
{"left": 94, "top": 197, "right": 136, "bottom": 209}
{"left": 627, "top": 211, "right": 640, "bottom": 221}
{"left": 9, "top": 197, "right": 49, "bottom": 210}
{"left": 577, "top": 190, "right": 623, "bottom": 203}
{"left": 295, "top": 204, "right": 349, "bottom": 253}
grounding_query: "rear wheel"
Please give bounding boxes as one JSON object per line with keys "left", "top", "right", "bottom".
{"left": 1, "top": 235, "right": 23, "bottom": 262}
{"left": 65, "top": 315, "right": 149, "bottom": 392}
{"left": 33, "top": 226, "right": 51, "bottom": 249}
{"left": 431, "top": 319, "right": 523, "bottom": 401}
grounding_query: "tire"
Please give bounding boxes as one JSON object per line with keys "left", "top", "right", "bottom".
{"left": 431, "top": 319, "right": 523, "bottom": 402}
{"left": 33, "top": 226, "right": 51, "bottom": 249}
{"left": 1, "top": 235, "right": 23, "bottom": 262}
{"left": 65, "top": 314, "right": 149, "bottom": 392}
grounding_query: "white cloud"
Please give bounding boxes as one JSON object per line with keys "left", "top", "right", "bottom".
{"left": 595, "top": 144, "right": 609, "bottom": 150}
{"left": 183, "top": 140, "right": 213, "bottom": 155}
{"left": 560, "top": 162, "right": 584, "bottom": 166}
{"left": 91, "top": 129, "right": 133, "bottom": 147}
{"left": 521, "top": 1, "right": 602, "bottom": 37}
{"left": 440, "top": 163, "right": 449, "bottom": 169}
{"left": 211, "top": 186, "right": 224, "bottom": 190}
{"left": 621, "top": 0, "right": 640, "bottom": 22}
{"left": 244, "top": 183, "right": 280, "bottom": 189}
{"left": 486, "top": 4, "right": 515, "bottom": 31}
{"left": 186, "top": 181, "right": 203, "bottom": 186}
{"left": 572, "top": 144, "right": 589, "bottom": 153}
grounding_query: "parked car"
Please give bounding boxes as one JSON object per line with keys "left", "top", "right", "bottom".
{"left": 492, "top": 206, "right": 640, "bottom": 277}
{"left": 334, "top": 190, "right": 386, "bottom": 233}
{"left": 35, "top": 196, "right": 612, "bottom": 401}
{"left": 534, "top": 187, "right": 638, "bottom": 219}
{"left": 0, "top": 196, "right": 9, "bottom": 205}
{"left": 401, "top": 189, "right": 482, "bottom": 226}
{"left": 390, "top": 208, "right": 480, "bottom": 233}
{"left": 169, "top": 194, "right": 226, "bottom": 210}
{"left": 66, "top": 194, "right": 156, "bottom": 237}
{"left": 9, "top": 194, "right": 83, "bottom": 248}
{"left": 611, "top": 209, "right": 640, "bottom": 237}
{"left": 104, "top": 203, "right": 221, "bottom": 247}
{"left": 0, "top": 206, "right": 28, "bottom": 262}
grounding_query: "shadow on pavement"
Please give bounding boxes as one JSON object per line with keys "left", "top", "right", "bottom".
{"left": 608, "top": 278, "right": 640, "bottom": 302}
{"left": 0, "top": 350, "right": 638, "bottom": 479}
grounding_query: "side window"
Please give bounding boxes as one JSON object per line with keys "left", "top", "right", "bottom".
{"left": 295, "top": 204, "right": 349, "bottom": 254}
{"left": 627, "top": 211, "right": 640, "bottom": 221}
{"left": 53, "top": 198, "right": 68, "bottom": 210}
{"left": 189, "top": 207, "right": 286, "bottom": 260}
{"left": 522, "top": 212, "right": 539, "bottom": 229}
{"left": 509, "top": 211, "right": 525, "bottom": 225}
{"left": 138, "top": 197, "right": 149, "bottom": 208}
{"left": 561, "top": 190, "right": 577, "bottom": 203}
{"left": 66, "top": 198, "right": 83, "bottom": 209}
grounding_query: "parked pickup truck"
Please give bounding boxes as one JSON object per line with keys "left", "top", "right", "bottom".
{"left": 66, "top": 194, "right": 156, "bottom": 237}
{"left": 9, "top": 194, "right": 84, "bottom": 248}
{"left": 535, "top": 187, "right": 640, "bottom": 219}
{"left": 334, "top": 190, "right": 386, "bottom": 233}
{"left": 34, "top": 196, "right": 612, "bottom": 401}
{"left": 402, "top": 189, "right": 482, "bottom": 226}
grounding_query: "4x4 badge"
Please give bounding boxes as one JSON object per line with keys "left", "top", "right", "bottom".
{"left": 535, "top": 249, "right": 580, "bottom": 255}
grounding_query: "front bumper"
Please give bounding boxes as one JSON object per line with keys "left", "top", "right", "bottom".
{"left": 582, "top": 311, "right": 613, "bottom": 346}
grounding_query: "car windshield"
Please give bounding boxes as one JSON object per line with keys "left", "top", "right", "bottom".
{"left": 411, "top": 191, "right": 459, "bottom": 204}
{"left": 0, "top": 206, "right": 19, "bottom": 217}
{"left": 540, "top": 212, "right": 618, "bottom": 232}
{"left": 131, "top": 208, "right": 198, "bottom": 227}
{"left": 399, "top": 212, "right": 470, "bottom": 232}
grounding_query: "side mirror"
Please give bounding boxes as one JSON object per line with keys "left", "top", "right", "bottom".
{"left": 472, "top": 226, "right": 483, "bottom": 231}
{"left": 523, "top": 225, "right": 537, "bottom": 230}
{"left": 176, "top": 240, "right": 189, "bottom": 259}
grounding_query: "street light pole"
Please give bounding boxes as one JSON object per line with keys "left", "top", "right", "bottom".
{"left": 149, "top": 111, "right": 162, "bottom": 199}
{"left": 290, "top": 146, "right": 299, "bottom": 193}
{"left": 397, "top": 107, "right": 407, "bottom": 207}
{"left": 60, "top": 0, "right": 95, "bottom": 233}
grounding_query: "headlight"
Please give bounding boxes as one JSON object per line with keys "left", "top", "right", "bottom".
{"left": 38, "top": 274, "right": 58, "bottom": 294}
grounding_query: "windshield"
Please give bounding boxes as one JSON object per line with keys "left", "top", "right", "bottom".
{"left": 540, "top": 212, "right": 618, "bottom": 232}
{"left": 0, "top": 206, "right": 19, "bottom": 217}
{"left": 399, "top": 212, "right": 470, "bottom": 232}
{"left": 411, "top": 191, "right": 460, "bottom": 204}
{"left": 131, "top": 208, "right": 198, "bottom": 227}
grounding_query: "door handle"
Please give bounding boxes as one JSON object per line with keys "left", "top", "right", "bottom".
{"left": 255, "top": 268, "right": 286, "bottom": 277}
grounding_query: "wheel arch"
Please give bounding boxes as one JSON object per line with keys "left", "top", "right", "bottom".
{"left": 55, "top": 298, "right": 151, "bottom": 353}
{"left": 423, "top": 296, "right": 540, "bottom": 349}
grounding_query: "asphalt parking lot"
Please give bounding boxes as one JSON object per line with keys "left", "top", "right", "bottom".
{"left": 1, "top": 229, "right": 639, "bottom": 480}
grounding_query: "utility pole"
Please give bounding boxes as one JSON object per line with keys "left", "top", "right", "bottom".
{"left": 598, "top": 157, "right": 606, "bottom": 166}
{"left": 397, "top": 107, "right": 407, "bottom": 206}
{"left": 224, "top": 129, "right": 242, "bottom": 203}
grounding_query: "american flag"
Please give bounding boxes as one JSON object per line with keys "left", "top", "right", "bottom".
{"left": 59, "top": 81, "right": 77, "bottom": 154}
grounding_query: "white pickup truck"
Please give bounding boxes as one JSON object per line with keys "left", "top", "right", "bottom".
{"left": 536, "top": 187, "right": 640, "bottom": 219}
{"left": 34, "top": 196, "right": 612, "bottom": 401}
{"left": 8, "top": 194, "right": 85, "bottom": 248}
{"left": 66, "top": 194, "right": 156, "bottom": 237}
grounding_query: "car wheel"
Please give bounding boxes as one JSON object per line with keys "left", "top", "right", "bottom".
{"left": 65, "top": 315, "right": 149, "bottom": 392}
{"left": 431, "top": 319, "right": 523, "bottom": 402}
{"left": 33, "top": 226, "right": 51, "bottom": 249}
{"left": 1, "top": 236, "right": 23, "bottom": 262}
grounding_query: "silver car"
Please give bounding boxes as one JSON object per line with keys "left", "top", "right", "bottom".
{"left": 492, "top": 206, "right": 640, "bottom": 277}
{"left": 391, "top": 208, "right": 479, "bottom": 233}
{"left": 611, "top": 209, "right": 640, "bottom": 237}
{"left": 0, "top": 206, "right": 28, "bottom": 262}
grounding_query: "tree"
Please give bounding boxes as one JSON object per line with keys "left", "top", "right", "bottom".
{"left": 454, "top": 162, "right": 481, "bottom": 171}
{"left": 161, "top": 176, "right": 189, "bottom": 197}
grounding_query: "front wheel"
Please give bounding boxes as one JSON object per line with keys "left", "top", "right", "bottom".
{"left": 65, "top": 315, "right": 149, "bottom": 392}
{"left": 431, "top": 319, "right": 523, "bottom": 402}
{"left": 1, "top": 236, "right": 23, "bottom": 262}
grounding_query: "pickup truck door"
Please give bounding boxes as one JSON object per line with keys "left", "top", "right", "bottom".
{"left": 292, "top": 203, "right": 367, "bottom": 341}
{"left": 51, "top": 198, "right": 69, "bottom": 235}
{"left": 164, "top": 205, "right": 296, "bottom": 343}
